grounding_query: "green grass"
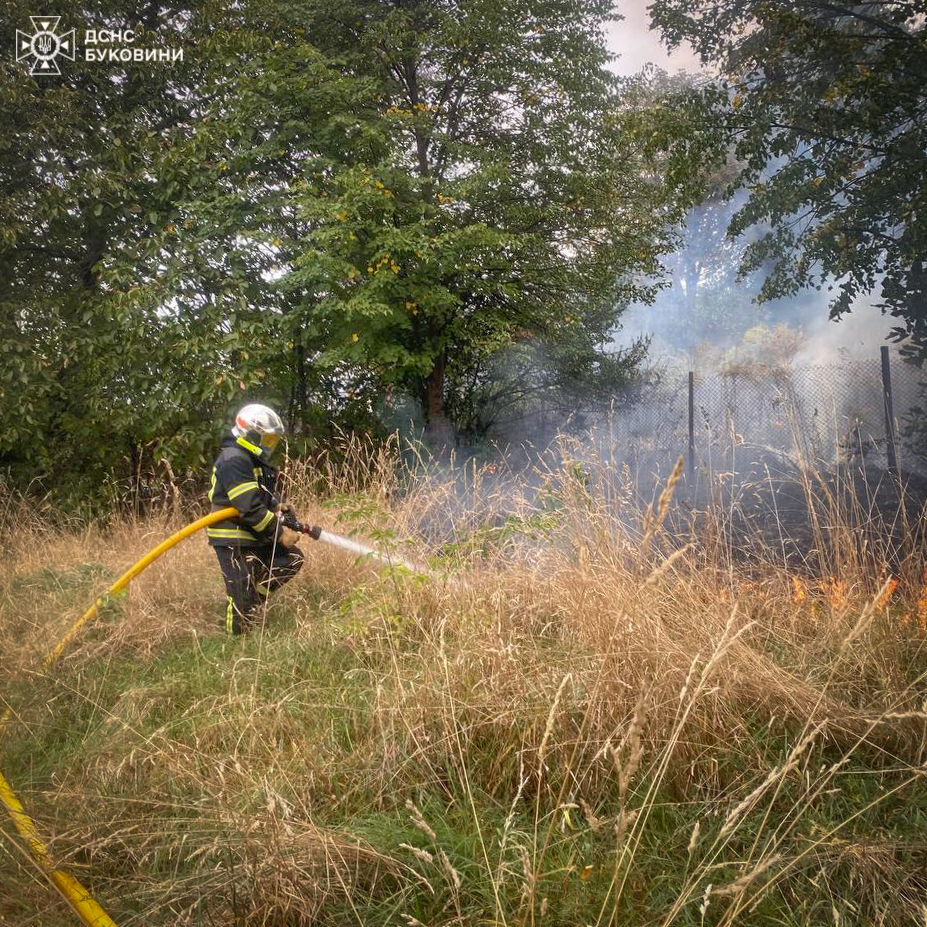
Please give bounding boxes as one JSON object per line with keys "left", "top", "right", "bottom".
{"left": 3, "top": 454, "right": 927, "bottom": 926}
{"left": 4, "top": 582, "right": 926, "bottom": 927}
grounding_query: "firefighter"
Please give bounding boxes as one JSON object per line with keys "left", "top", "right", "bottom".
{"left": 207, "top": 404, "right": 304, "bottom": 634}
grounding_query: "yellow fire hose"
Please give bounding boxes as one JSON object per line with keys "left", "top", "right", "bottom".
{"left": 0, "top": 507, "right": 238, "bottom": 927}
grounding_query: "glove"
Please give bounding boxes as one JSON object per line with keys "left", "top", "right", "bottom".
{"left": 276, "top": 504, "right": 300, "bottom": 532}
{"left": 279, "top": 526, "right": 301, "bottom": 548}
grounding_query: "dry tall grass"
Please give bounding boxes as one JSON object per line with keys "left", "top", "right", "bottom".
{"left": 1, "top": 435, "right": 926, "bottom": 926}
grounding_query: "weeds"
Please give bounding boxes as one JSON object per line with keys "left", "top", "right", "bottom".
{"left": 2, "top": 433, "right": 927, "bottom": 925}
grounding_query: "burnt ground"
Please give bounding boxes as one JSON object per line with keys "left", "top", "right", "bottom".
{"left": 670, "top": 451, "right": 927, "bottom": 575}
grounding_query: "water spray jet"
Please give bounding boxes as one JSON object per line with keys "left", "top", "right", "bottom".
{"left": 283, "top": 515, "right": 431, "bottom": 575}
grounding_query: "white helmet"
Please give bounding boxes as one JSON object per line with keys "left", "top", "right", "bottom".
{"left": 232, "top": 403, "right": 285, "bottom": 461}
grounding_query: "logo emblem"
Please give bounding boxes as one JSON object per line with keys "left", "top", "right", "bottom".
{"left": 16, "top": 16, "right": 76, "bottom": 75}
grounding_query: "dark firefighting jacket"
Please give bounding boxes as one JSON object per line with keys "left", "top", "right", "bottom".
{"left": 207, "top": 432, "right": 283, "bottom": 547}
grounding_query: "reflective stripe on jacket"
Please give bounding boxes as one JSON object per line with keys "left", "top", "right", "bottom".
{"left": 206, "top": 432, "right": 282, "bottom": 547}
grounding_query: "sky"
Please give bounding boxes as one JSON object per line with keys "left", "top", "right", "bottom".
{"left": 605, "top": 1, "right": 702, "bottom": 77}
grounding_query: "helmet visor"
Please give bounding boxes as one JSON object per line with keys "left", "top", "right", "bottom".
{"left": 260, "top": 433, "right": 281, "bottom": 457}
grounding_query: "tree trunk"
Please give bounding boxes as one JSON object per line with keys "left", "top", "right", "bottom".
{"left": 424, "top": 351, "right": 454, "bottom": 449}
{"left": 294, "top": 341, "right": 308, "bottom": 433}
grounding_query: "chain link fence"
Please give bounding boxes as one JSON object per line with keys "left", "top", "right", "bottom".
{"left": 599, "top": 348, "right": 927, "bottom": 487}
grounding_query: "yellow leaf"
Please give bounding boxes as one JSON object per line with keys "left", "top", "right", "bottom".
{"left": 351, "top": 333, "right": 360, "bottom": 342}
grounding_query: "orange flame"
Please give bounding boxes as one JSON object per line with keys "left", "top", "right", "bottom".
{"left": 825, "top": 578, "right": 848, "bottom": 610}
{"left": 875, "top": 577, "right": 898, "bottom": 610}
{"left": 739, "top": 581, "right": 766, "bottom": 600}
{"left": 791, "top": 576, "right": 807, "bottom": 604}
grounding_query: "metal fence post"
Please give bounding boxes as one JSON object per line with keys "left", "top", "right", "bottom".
{"left": 688, "top": 371, "right": 695, "bottom": 473}
{"left": 881, "top": 345, "right": 899, "bottom": 477}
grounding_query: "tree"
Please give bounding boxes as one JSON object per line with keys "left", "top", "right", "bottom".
{"left": 0, "top": 0, "right": 232, "bottom": 502}
{"left": 445, "top": 305, "right": 650, "bottom": 443}
{"left": 1, "top": 0, "right": 702, "bottom": 506}
{"left": 649, "top": 0, "right": 927, "bottom": 358}
{"left": 219, "top": 0, "right": 691, "bottom": 445}
{"left": 107, "top": 23, "right": 393, "bottom": 452}
{"left": 0, "top": 2, "right": 386, "bottom": 501}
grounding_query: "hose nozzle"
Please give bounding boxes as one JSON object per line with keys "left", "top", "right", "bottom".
{"left": 281, "top": 511, "right": 322, "bottom": 540}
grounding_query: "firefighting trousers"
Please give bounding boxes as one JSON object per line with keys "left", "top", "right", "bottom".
{"left": 214, "top": 543, "right": 305, "bottom": 634}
